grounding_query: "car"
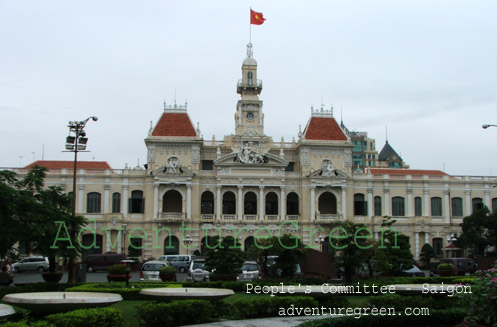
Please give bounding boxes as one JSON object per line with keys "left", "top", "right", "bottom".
{"left": 157, "top": 255, "right": 196, "bottom": 273}
{"left": 187, "top": 258, "right": 210, "bottom": 282}
{"left": 237, "top": 261, "right": 262, "bottom": 281}
{"left": 83, "top": 253, "right": 127, "bottom": 272}
{"left": 140, "top": 260, "right": 173, "bottom": 281}
{"left": 12, "top": 257, "right": 49, "bottom": 273}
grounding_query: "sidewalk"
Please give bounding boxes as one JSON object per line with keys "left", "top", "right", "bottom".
{"left": 183, "top": 315, "right": 331, "bottom": 327}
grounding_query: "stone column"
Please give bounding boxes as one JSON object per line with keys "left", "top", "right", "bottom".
{"left": 424, "top": 232, "right": 429, "bottom": 245}
{"left": 424, "top": 186, "right": 429, "bottom": 218}
{"left": 367, "top": 188, "right": 373, "bottom": 222}
{"left": 384, "top": 185, "right": 390, "bottom": 216}
{"left": 485, "top": 189, "right": 490, "bottom": 209}
{"left": 216, "top": 185, "right": 221, "bottom": 221}
{"left": 341, "top": 187, "right": 347, "bottom": 219}
{"left": 187, "top": 185, "right": 192, "bottom": 220}
{"left": 415, "top": 232, "right": 420, "bottom": 259}
{"left": 104, "top": 185, "right": 110, "bottom": 214}
{"left": 238, "top": 185, "right": 243, "bottom": 222}
{"left": 78, "top": 185, "right": 84, "bottom": 213}
{"left": 310, "top": 186, "right": 316, "bottom": 221}
{"left": 465, "top": 188, "right": 471, "bottom": 216}
{"left": 444, "top": 189, "right": 450, "bottom": 223}
{"left": 259, "top": 186, "right": 265, "bottom": 222}
{"left": 153, "top": 184, "right": 159, "bottom": 220}
{"left": 407, "top": 187, "right": 413, "bottom": 217}
{"left": 122, "top": 185, "right": 129, "bottom": 218}
{"left": 280, "top": 186, "right": 286, "bottom": 221}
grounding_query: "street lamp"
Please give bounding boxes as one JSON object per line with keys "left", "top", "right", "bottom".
{"left": 64, "top": 116, "right": 98, "bottom": 282}
{"left": 314, "top": 234, "right": 324, "bottom": 251}
{"left": 482, "top": 124, "right": 497, "bottom": 129}
{"left": 184, "top": 234, "right": 193, "bottom": 255}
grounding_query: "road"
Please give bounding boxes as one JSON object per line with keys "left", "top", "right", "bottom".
{"left": 12, "top": 271, "right": 188, "bottom": 284}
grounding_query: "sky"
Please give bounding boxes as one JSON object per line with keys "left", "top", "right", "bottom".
{"left": 1, "top": 0, "right": 496, "bottom": 176}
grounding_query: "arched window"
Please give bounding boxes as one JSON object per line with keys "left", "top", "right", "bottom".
{"left": 374, "top": 196, "right": 382, "bottom": 216}
{"left": 87, "top": 192, "right": 101, "bottom": 213}
{"left": 493, "top": 198, "right": 497, "bottom": 213}
{"left": 318, "top": 192, "right": 337, "bottom": 214}
{"left": 432, "top": 237, "right": 443, "bottom": 257}
{"left": 415, "top": 197, "right": 422, "bottom": 216}
{"left": 354, "top": 193, "right": 367, "bottom": 216}
{"left": 286, "top": 192, "right": 299, "bottom": 215}
{"left": 472, "top": 197, "right": 483, "bottom": 212}
{"left": 247, "top": 71, "right": 253, "bottom": 85}
{"left": 222, "top": 191, "right": 236, "bottom": 214}
{"left": 244, "top": 192, "right": 257, "bottom": 215}
{"left": 162, "top": 190, "right": 182, "bottom": 213}
{"left": 244, "top": 236, "right": 255, "bottom": 252}
{"left": 112, "top": 192, "right": 121, "bottom": 213}
{"left": 164, "top": 236, "right": 180, "bottom": 255}
{"left": 391, "top": 196, "right": 405, "bottom": 216}
{"left": 130, "top": 190, "right": 144, "bottom": 213}
{"left": 201, "top": 191, "right": 214, "bottom": 214}
{"left": 431, "top": 197, "right": 442, "bottom": 216}
{"left": 452, "top": 197, "right": 463, "bottom": 217}
{"left": 265, "top": 192, "right": 278, "bottom": 215}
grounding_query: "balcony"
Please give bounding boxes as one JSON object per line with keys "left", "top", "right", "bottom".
{"left": 286, "top": 215, "right": 299, "bottom": 221}
{"left": 265, "top": 215, "right": 279, "bottom": 221}
{"left": 201, "top": 214, "right": 214, "bottom": 221}
{"left": 160, "top": 212, "right": 185, "bottom": 221}
{"left": 317, "top": 213, "right": 342, "bottom": 221}
{"left": 244, "top": 215, "right": 258, "bottom": 221}
{"left": 222, "top": 215, "right": 236, "bottom": 221}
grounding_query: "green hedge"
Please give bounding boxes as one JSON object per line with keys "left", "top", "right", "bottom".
{"left": 138, "top": 299, "right": 215, "bottom": 327}
{"left": 45, "top": 308, "right": 123, "bottom": 327}
{"left": 0, "top": 283, "right": 82, "bottom": 299}
{"left": 65, "top": 282, "right": 181, "bottom": 300}
{"left": 1, "top": 322, "right": 54, "bottom": 327}
{"left": 299, "top": 308, "right": 465, "bottom": 327}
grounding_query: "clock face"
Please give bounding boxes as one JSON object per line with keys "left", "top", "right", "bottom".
{"left": 246, "top": 112, "right": 255, "bottom": 121}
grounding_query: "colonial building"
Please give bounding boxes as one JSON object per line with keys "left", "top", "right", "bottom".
{"left": 14, "top": 44, "right": 497, "bottom": 261}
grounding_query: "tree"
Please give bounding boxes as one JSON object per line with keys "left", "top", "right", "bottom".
{"left": 247, "top": 237, "right": 282, "bottom": 278}
{"left": 1, "top": 166, "right": 86, "bottom": 273}
{"left": 419, "top": 243, "right": 435, "bottom": 268}
{"left": 0, "top": 170, "right": 22, "bottom": 264}
{"left": 329, "top": 221, "right": 371, "bottom": 282}
{"left": 205, "top": 236, "right": 245, "bottom": 276}
{"left": 456, "top": 207, "right": 497, "bottom": 256}
{"left": 373, "top": 217, "right": 413, "bottom": 276}
{"left": 275, "top": 234, "right": 306, "bottom": 278}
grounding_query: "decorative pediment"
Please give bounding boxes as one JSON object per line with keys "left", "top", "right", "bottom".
{"left": 308, "top": 159, "right": 348, "bottom": 178}
{"left": 214, "top": 152, "right": 288, "bottom": 167}
{"left": 151, "top": 156, "right": 195, "bottom": 177}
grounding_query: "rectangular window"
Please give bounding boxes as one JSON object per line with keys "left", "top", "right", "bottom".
{"left": 493, "top": 198, "right": 497, "bottom": 213}
{"left": 374, "top": 196, "right": 382, "bottom": 216}
{"left": 112, "top": 193, "right": 121, "bottom": 213}
{"left": 415, "top": 197, "right": 422, "bottom": 216}
{"left": 452, "top": 197, "right": 463, "bottom": 217}
{"left": 392, "top": 197, "right": 405, "bottom": 216}
{"left": 129, "top": 190, "right": 145, "bottom": 214}
{"left": 87, "top": 192, "right": 101, "bottom": 213}
{"left": 354, "top": 194, "right": 367, "bottom": 216}
{"left": 431, "top": 197, "right": 442, "bottom": 216}
{"left": 285, "top": 162, "right": 295, "bottom": 172}
{"left": 201, "top": 160, "right": 214, "bottom": 170}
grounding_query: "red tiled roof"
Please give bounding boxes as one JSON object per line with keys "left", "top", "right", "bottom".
{"left": 25, "top": 160, "right": 111, "bottom": 169}
{"left": 303, "top": 117, "right": 347, "bottom": 141}
{"left": 152, "top": 113, "right": 197, "bottom": 137}
{"left": 367, "top": 168, "right": 448, "bottom": 176}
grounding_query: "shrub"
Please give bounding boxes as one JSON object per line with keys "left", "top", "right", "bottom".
{"left": 437, "top": 263, "right": 455, "bottom": 271}
{"left": 367, "top": 294, "right": 460, "bottom": 310}
{"left": 45, "top": 308, "right": 123, "bottom": 327}
{"left": 107, "top": 264, "right": 127, "bottom": 274}
{"left": 159, "top": 266, "right": 176, "bottom": 274}
{"left": 138, "top": 300, "right": 215, "bottom": 327}
{"left": 1, "top": 322, "right": 54, "bottom": 327}
{"left": 0, "top": 283, "right": 82, "bottom": 299}
{"left": 65, "top": 282, "right": 181, "bottom": 300}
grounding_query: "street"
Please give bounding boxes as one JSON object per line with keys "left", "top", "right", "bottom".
{"left": 11, "top": 271, "right": 188, "bottom": 284}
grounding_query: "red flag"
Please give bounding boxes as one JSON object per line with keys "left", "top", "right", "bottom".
{"left": 250, "top": 9, "right": 265, "bottom": 25}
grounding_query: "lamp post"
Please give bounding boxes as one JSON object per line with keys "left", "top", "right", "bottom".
{"left": 314, "top": 234, "right": 324, "bottom": 251}
{"left": 184, "top": 234, "right": 193, "bottom": 255}
{"left": 64, "top": 116, "right": 98, "bottom": 282}
{"left": 482, "top": 124, "right": 497, "bottom": 129}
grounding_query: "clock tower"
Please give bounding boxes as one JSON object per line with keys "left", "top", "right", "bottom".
{"left": 235, "top": 43, "right": 265, "bottom": 136}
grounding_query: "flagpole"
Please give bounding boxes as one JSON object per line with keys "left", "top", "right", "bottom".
{"left": 249, "top": 7, "right": 252, "bottom": 44}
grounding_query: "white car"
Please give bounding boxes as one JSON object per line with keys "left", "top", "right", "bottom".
{"left": 237, "top": 261, "right": 261, "bottom": 281}
{"left": 187, "top": 259, "right": 210, "bottom": 282}
{"left": 12, "top": 257, "right": 49, "bottom": 273}
{"left": 140, "top": 260, "right": 172, "bottom": 281}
